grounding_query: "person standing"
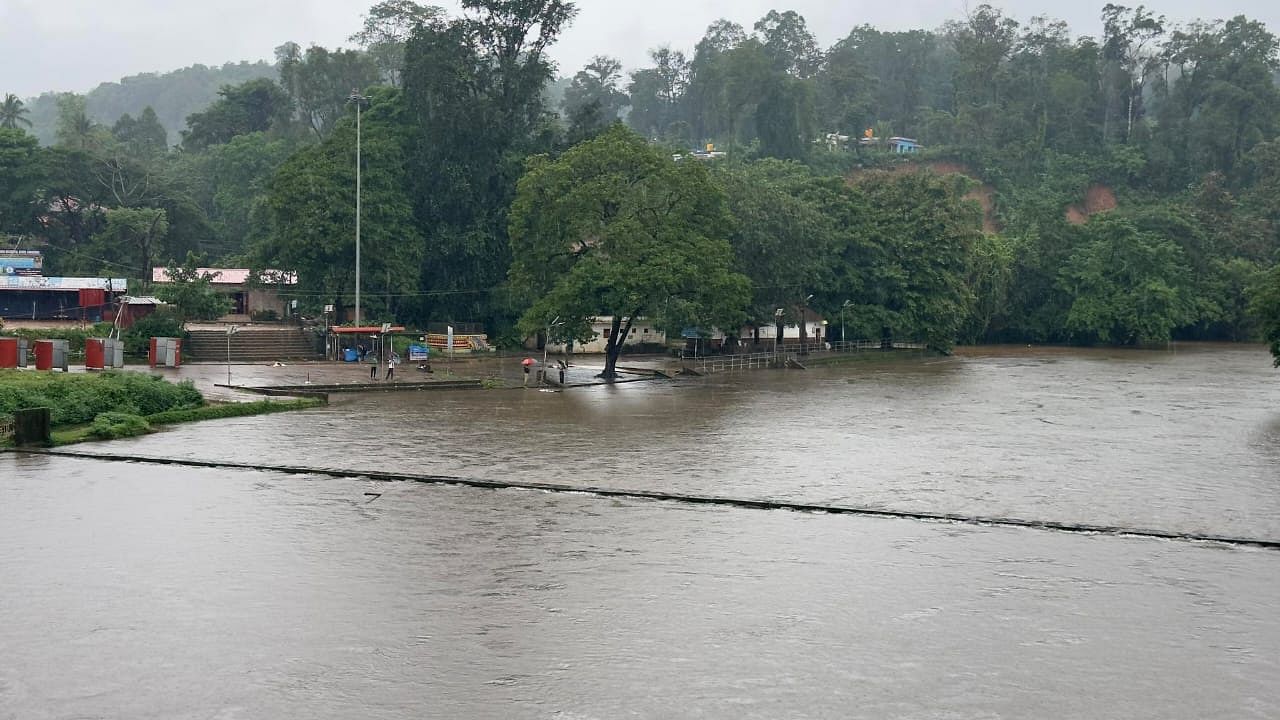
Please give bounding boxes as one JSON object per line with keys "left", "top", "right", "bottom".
{"left": 385, "top": 352, "right": 398, "bottom": 381}
{"left": 370, "top": 351, "right": 379, "bottom": 380}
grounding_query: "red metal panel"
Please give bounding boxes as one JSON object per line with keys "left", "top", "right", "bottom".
{"left": 34, "top": 340, "right": 53, "bottom": 371}
{"left": 85, "top": 338, "right": 105, "bottom": 370}
{"left": 0, "top": 337, "right": 16, "bottom": 368}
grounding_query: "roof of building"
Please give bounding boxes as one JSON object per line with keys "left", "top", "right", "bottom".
{"left": 151, "top": 268, "right": 297, "bottom": 285}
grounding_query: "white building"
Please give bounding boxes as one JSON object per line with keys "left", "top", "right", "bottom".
{"left": 544, "top": 317, "right": 668, "bottom": 354}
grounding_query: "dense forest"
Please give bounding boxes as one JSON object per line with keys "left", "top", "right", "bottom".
{"left": 2, "top": 0, "right": 1279, "bottom": 369}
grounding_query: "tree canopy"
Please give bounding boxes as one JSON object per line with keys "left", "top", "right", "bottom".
{"left": 508, "top": 125, "right": 750, "bottom": 377}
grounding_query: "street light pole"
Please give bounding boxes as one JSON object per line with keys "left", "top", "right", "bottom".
{"left": 543, "top": 316, "right": 562, "bottom": 384}
{"left": 349, "top": 90, "right": 369, "bottom": 327}
{"left": 841, "top": 299, "right": 851, "bottom": 346}
{"left": 225, "top": 325, "right": 239, "bottom": 387}
{"left": 773, "top": 307, "right": 784, "bottom": 355}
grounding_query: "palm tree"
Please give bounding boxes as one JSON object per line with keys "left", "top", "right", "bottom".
{"left": 0, "top": 93, "right": 32, "bottom": 129}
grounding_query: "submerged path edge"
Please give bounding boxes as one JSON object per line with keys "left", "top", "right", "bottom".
{"left": 10, "top": 448, "right": 1279, "bottom": 551}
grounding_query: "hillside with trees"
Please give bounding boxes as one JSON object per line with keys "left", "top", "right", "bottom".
{"left": 18, "top": 62, "right": 277, "bottom": 146}
{"left": 2, "top": 1, "right": 1278, "bottom": 365}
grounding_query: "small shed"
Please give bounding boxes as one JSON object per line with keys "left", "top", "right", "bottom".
{"left": 889, "top": 137, "right": 923, "bottom": 154}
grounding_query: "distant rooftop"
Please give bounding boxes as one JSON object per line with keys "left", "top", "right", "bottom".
{"left": 152, "top": 268, "right": 297, "bottom": 285}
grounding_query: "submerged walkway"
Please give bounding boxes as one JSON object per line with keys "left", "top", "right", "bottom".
{"left": 15, "top": 448, "right": 1278, "bottom": 551}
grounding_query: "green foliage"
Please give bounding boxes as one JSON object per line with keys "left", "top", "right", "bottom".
{"left": 182, "top": 78, "right": 293, "bottom": 150}
{"left": 350, "top": 1, "right": 446, "bottom": 87}
{"left": 1249, "top": 264, "right": 1280, "bottom": 366}
{"left": 509, "top": 125, "right": 751, "bottom": 377}
{"left": 122, "top": 308, "right": 186, "bottom": 356}
{"left": 401, "top": 0, "right": 578, "bottom": 325}
{"left": 259, "top": 86, "right": 422, "bottom": 319}
{"left": 1, "top": 94, "right": 32, "bottom": 129}
{"left": 154, "top": 253, "right": 234, "bottom": 321}
{"left": 21, "top": 62, "right": 277, "bottom": 146}
{"left": 562, "top": 56, "right": 629, "bottom": 140}
{"left": 146, "top": 398, "right": 322, "bottom": 425}
{"left": 276, "top": 42, "right": 381, "bottom": 139}
{"left": 0, "top": 370, "right": 203, "bottom": 428}
{"left": 1058, "top": 214, "right": 1195, "bottom": 344}
{"left": 88, "top": 411, "right": 151, "bottom": 440}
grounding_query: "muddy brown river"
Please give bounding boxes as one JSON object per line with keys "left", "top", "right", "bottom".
{"left": 2, "top": 344, "right": 1278, "bottom": 718}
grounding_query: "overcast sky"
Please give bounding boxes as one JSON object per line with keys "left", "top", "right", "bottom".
{"left": 3, "top": 0, "right": 1278, "bottom": 99}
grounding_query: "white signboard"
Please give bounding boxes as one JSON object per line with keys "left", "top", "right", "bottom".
{"left": 0, "top": 276, "right": 126, "bottom": 291}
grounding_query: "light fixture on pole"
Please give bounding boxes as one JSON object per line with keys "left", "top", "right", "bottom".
{"left": 841, "top": 299, "right": 851, "bottom": 345}
{"left": 348, "top": 89, "right": 369, "bottom": 327}
{"left": 773, "top": 307, "right": 784, "bottom": 353}
{"left": 225, "top": 325, "right": 239, "bottom": 387}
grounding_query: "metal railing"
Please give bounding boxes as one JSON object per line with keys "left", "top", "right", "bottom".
{"left": 682, "top": 338, "right": 928, "bottom": 374}
{"left": 682, "top": 350, "right": 782, "bottom": 373}
{"left": 0, "top": 415, "right": 13, "bottom": 441}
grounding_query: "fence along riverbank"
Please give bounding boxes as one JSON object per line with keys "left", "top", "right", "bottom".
{"left": 678, "top": 339, "right": 930, "bottom": 375}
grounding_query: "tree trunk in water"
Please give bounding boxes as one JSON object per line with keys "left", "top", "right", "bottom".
{"left": 600, "top": 316, "right": 623, "bottom": 380}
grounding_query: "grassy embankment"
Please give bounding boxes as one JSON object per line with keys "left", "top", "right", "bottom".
{"left": 0, "top": 370, "right": 323, "bottom": 447}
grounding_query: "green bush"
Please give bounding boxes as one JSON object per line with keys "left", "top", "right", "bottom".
{"left": 147, "top": 398, "right": 322, "bottom": 425}
{"left": 88, "top": 412, "right": 151, "bottom": 440}
{"left": 0, "top": 369, "right": 204, "bottom": 428}
{"left": 122, "top": 308, "right": 186, "bottom": 356}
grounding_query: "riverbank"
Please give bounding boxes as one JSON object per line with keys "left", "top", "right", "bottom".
{"left": 0, "top": 369, "right": 324, "bottom": 447}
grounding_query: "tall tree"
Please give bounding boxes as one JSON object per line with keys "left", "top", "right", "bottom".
{"left": 54, "top": 94, "right": 108, "bottom": 153}
{"left": 260, "top": 87, "right": 423, "bottom": 320}
{"left": 562, "top": 55, "right": 628, "bottom": 138}
{"left": 509, "top": 126, "right": 750, "bottom": 378}
{"left": 1250, "top": 264, "right": 1280, "bottom": 366}
{"left": 0, "top": 129, "right": 42, "bottom": 236}
{"left": 627, "top": 46, "right": 689, "bottom": 140}
{"left": 402, "top": 0, "right": 578, "bottom": 326}
{"left": 350, "top": 1, "right": 446, "bottom": 87}
{"left": 182, "top": 78, "right": 293, "bottom": 150}
{"left": 1058, "top": 214, "right": 1195, "bottom": 344}
{"left": 276, "top": 43, "right": 382, "bottom": 139}
{"left": 0, "top": 94, "right": 32, "bottom": 130}
{"left": 1100, "top": 4, "right": 1164, "bottom": 145}
{"left": 112, "top": 106, "right": 168, "bottom": 157}
{"left": 754, "top": 10, "right": 823, "bottom": 78}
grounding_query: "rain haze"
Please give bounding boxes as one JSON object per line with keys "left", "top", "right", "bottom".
{"left": 3, "top": 0, "right": 1278, "bottom": 99}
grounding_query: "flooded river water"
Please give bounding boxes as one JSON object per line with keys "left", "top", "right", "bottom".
{"left": 2, "top": 344, "right": 1278, "bottom": 718}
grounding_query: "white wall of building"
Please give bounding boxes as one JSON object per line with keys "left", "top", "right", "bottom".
{"left": 546, "top": 317, "right": 668, "bottom": 354}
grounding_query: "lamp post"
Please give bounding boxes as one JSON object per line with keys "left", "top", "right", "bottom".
{"left": 225, "top": 325, "right": 239, "bottom": 387}
{"left": 800, "top": 294, "right": 813, "bottom": 355}
{"left": 773, "top": 307, "right": 784, "bottom": 354}
{"left": 543, "top": 316, "right": 563, "bottom": 383}
{"left": 841, "top": 299, "right": 851, "bottom": 346}
{"left": 348, "top": 90, "right": 369, "bottom": 327}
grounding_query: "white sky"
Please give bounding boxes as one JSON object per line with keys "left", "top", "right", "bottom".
{"left": 3, "top": 0, "right": 1277, "bottom": 99}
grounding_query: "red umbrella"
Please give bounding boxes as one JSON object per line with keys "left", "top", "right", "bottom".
{"left": 521, "top": 357, "right": 535, "bottom": 366}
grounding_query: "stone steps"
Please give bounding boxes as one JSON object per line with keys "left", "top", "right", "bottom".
{"left": 184, "top": 329, "right": 322, "bottom": 362}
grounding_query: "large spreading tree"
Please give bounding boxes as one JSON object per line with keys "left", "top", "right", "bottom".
{"left": 508, "top": 125, "right": 750, "bottom": 378}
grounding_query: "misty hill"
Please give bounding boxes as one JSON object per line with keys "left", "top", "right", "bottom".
{"left": 22, "top": 61, "right": 277, "bottom": 146}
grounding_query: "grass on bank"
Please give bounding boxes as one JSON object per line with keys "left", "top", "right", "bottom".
{"left": 49, "top": 398, "right": 325, "bottom": 446}
{"left": 0, "top": 369, "right": 324, "bottom": 447}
